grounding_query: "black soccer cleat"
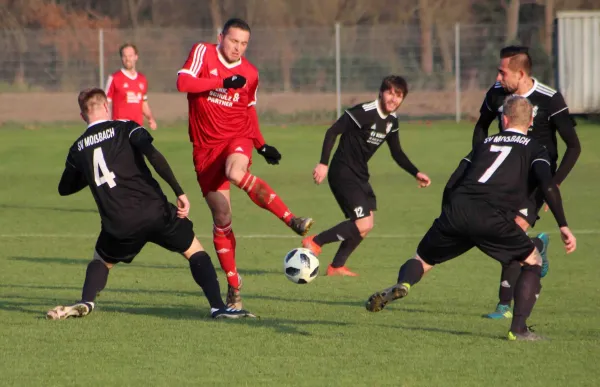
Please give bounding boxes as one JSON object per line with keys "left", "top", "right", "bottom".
{"left": 211, "top": 307, "right": 257, "bottom": 319}
{"left": 289, "top": 217, "right": 314, "bottom": 236}
{"left": 365, "top": 283, "right": 410, "bottom": 312}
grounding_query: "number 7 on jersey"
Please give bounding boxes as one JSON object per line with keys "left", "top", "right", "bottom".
{"left": 478, "top": 145, "right": 512, "bottom": 183}
{"left": 93, "top": 147, "right": 117, "bottom": 188}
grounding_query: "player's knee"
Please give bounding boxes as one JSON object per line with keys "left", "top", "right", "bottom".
{"left": 211, "top": 211, "right": 232, "bottom": 227}
{"left": 93, "top": 250, "right": 114, "bottom": 269}
{"left": 514, "top": 216, "right": 530, "bottom": 232}
{"left": 355, "top": 215, "right": 374, "bottom": 236}
{"left": 522, "top": 248, "right": 543, "bottom": 267}
{"left": 226, "top": 166, "right": 246, "bottom": 186}
{"left": 183, "top": 238, "right": 204, "bottom": 260}
{"left": 414, "top": 254, "right": 434, "bottom": 273}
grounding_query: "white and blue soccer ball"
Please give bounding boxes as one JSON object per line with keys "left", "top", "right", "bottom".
{"left": 283, "top": 248, "right": 319, "bottom": 284}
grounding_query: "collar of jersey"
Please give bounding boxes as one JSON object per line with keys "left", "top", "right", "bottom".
{"left": 120, "top": 68, "right": 138, "bottom": 80}
{"left": 374, "top": 99, "right": 397, "bottom": 119}
{"left": 88, "top": 119, "right": 109, "bottom": 128}
{"left": 503, "top": 128, "right": 526, "bottom": 135}
{"left": 216, "top": 45, "right": 242, "bottom": 69}
{"left": 514, "top": 78, "right": 538, "bottom": 98}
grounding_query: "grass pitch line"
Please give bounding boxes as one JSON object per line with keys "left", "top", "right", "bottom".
{"left": 1, "top": 229, "right": 600, "bottom": 239}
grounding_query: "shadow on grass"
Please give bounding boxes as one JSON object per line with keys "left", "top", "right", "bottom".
{"left": 0, "top": 294, "right": 349, "bottom": 336}
{"left": 9, "top": 257, "right": 280, "bottom": 275}
{"left": 0, "top": 204, "right": 96, "bottom": 214}
{"left": 0, "top": 283, "right": 476, "bottom": 316}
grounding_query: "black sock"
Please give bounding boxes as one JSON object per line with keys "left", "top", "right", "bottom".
{"left": 498, "top": 260, "right": 521, "bottom": 306}
{"left": 331, "top": 237, "right": 363, "bottom": 268}
{"left": 189, "top": 251, "right": 226, "bottom": 310}
{"left": 81, "top": 259, "right": 110, "bottom": 303}
{"left": 314, "top": 220, "right": 361, "bottom": 246}
{"left": 531, "top": 237, "right": 544, "bottom": 252}
{"left": 397, "top": 259, "right": 425, "bottom": 286}
{"left": 510, "top": 265, "right": 542, "bottom": 334}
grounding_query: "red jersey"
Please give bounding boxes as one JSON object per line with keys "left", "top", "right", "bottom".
{"left": 178, "top": 43, "right": 261, "bottom": 148}
{"left": 105, "top": 69, "right": 148, "bottom": 125}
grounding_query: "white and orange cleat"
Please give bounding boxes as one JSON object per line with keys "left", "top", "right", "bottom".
{"left": 326, "top": 264, "right": 358, "bottom": 277}
{"left": 302, "top": 235, "right": 322, "bottom": 256}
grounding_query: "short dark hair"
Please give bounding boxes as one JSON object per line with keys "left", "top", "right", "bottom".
{"left": 119, "top": 43, "right": 138, "bottom": 57}
{"left": 380, "top": 75, "right": 408, "bottom": 98}
{"left": 222, "top": 18, "right": 251, "bottom": 35}
{"left": 500, "top": 45, "right": 532, "bottom": 75}
{"left": 502, "top": 95, "right": 533, "bottom": 128}
{"left": 78, "top": 88, "right": 107, "bottom": 117}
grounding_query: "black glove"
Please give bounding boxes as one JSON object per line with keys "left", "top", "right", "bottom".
{"left": 223, "top": 75, "right": 246, "bottom": 89}
{"left": 257, "top": 144, "right": 281, "bottom": 165}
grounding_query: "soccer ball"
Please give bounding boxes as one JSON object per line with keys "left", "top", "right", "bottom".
{"left": 283, "top": 248, "right": 319, "bottom": 284}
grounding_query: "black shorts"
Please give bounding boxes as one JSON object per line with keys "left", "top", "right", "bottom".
{"left": 416, "top": 198, "right": 535, "bottom": 266}
{"left": 328, "top": 168, "right": 376, "bottom": 220}
{"left": 515, "top": 188, "right": 545, "bottom": 227}
{"left": 95, "top": 204, "right": 195, "bottom": 264}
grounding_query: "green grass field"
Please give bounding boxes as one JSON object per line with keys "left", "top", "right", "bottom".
{"left": 1, "top": 121, "right": 599, "bottom": 386}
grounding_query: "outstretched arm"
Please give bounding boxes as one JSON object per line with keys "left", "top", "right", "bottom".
{"left": 550, "top": 93, "right": 581, "bottom": 185}
{"left": 139, "top": 144, "right": 184, "bottom": 197}
{"left": 385, "top": 131, "right": 419, "bottom": 176}
{"left": 532, "top": 160, "right": 567, "bottom": 227}
{"left": 312, "top": 113, "right": 353, "bottom": 184}
{"left": 319, "top": 113, "right": 353, "bottom": 165}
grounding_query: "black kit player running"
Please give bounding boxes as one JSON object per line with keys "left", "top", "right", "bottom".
{"left": 366, "top": 97, "right": 576, "bottom": 340}
{"left": 322, "top": 101, "right": 419, "bottom": 220}
{"left": 303, "top": 76, "right": 431, "bottom": 276}
{"left": 47, "top": 93, "right": 255, "bottom": 320}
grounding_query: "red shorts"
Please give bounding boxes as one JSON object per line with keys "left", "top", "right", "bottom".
{"left": 193, "top": 138, "right": 254, "bottom": 197}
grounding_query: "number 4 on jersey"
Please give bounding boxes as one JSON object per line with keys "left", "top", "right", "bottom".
{"left": 478, "top": 145, "right": 512, "bottom": 183}
{"left": 93, "top": 147, "right": 117, "bottom": 188}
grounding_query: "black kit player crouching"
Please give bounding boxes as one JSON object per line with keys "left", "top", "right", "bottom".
{"left": 303, "top": 75, "right": 431, "bottom": 276}
{"left": 473, "top": 46, "right": 581, "bottom": 319}
{"left": 46, "top": 88, "right": 255, "bottom": 320}
{"left": 366, "top": 96, "right": 577, "bottom": 341}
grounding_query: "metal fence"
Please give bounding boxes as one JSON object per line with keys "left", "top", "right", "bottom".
{"left": 0, "top": 23, "right": 552, "bottom": 123}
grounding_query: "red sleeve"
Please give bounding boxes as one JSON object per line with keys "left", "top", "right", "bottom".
{"left": 142, "top": 76, "right": 148, "bottom": 101}
{"left": 176, "top": 43, "right": 222, "bottom": 93}
{"left": 178, "top": 43, "right": 209, "bottom": 78}
{"left": 249, "top": 106, "right": 265, "bottom": 149}
{"left": 105, "top": 74, "right": 115, "bottom": 102}
{"left": 247, "top": 74, "right": 264, "bottom": 148}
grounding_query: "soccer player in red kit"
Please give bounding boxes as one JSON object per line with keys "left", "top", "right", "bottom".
{"left": 105, "top": 43, "right": 157, "bottom": 129}
{"left": 176, "top": 18, "right": 313, "bottom": 309}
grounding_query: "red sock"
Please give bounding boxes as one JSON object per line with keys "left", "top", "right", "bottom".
{"left": 213, "top": 223, "right": 240, "bottom": 289}
{"left": 238, "top": 172, "right": 294, "bottom": 224}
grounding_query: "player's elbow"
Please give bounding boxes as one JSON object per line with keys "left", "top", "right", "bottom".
{"left": 176, "top": 75, "right": 189, "bottom": 92}
{"left": 567, "top": 139, "right": 581, "bottom": 155}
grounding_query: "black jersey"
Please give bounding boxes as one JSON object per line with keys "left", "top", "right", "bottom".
{"left": 330, "top": 100, "right": 400, "bottom": 179}
{"left": 452, "top": 129, "right": 551, "bottom": 212}
{"left": 480, "top": 79, "right": 574, "bottom": 165}
{"left": 64, "top": 120, "right": 169, "bottom": 236}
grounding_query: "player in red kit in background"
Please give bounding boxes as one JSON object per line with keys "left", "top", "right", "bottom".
{"left": 105, "top": 43, "right": 157, "bottom": 130}
{"left": 176, "top": 18, "right": 313, "bottom": 309}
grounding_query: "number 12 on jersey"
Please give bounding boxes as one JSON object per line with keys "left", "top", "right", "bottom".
{"left": 478, "top": 145, "right": 512, "bottom": 183}
{"left": 93, "top": 147, "right": 117, "bottom": 188}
